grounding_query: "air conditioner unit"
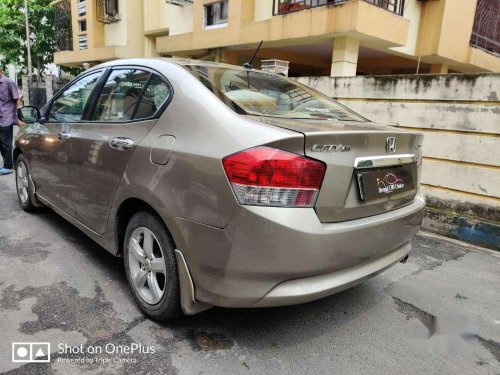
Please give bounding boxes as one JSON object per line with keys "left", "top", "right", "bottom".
{"left": 166, "top": 0, "right": 193, "bottom": 6}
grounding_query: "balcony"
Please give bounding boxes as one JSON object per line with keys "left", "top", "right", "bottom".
{"left": 273, "top": 0, "right": 405, "bottom": 16}
{"left": 470, "top": 0, "right": 499, "bottom": 56}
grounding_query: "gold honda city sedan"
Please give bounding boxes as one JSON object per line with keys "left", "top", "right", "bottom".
{"left": 15, "top": 59, "right": 425, "bottom": 320}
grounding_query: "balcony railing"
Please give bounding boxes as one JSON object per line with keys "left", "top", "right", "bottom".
{"left": 273, "top": 0, "right": 405, "bottom": 16}
{"left": 470, "top": 0, "right": 499, "bottom": 56}
{"left": 77, "top": 0, "right": 87, "bottom": 16}
{"left": 78, "top": 34, "right": 88, "bottom": 50}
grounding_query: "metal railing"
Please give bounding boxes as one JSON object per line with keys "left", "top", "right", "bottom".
{"left": 470, "top": 0, "right": 499, "bottom": 56}
{"left": 273, "top": 0, "right": 405, "bottom": 16}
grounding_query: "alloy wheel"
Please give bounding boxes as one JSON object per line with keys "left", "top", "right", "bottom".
{"left": 16, "top": 162, "right": 29, "bottom": 204}
{"left": 127, "top": 227, "right": 167, "bottom": 305}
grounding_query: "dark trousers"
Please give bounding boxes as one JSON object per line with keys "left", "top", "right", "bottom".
{"left": 0, "top": 124, "right": 14, "bottom": 169}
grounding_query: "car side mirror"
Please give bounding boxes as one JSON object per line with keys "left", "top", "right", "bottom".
{"left": 18, "top": 106, "right": 41, "bottom": 124}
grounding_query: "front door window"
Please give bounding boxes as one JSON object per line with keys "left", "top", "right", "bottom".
{"left": 48, "top": 71, "right": 101, "bottom": 122}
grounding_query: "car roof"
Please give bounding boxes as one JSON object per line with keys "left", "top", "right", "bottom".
{"left": 91, "top": 58, "right": 271, "bottom": 75}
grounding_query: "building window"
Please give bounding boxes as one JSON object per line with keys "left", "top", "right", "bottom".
{"left": 204, "top": 1, "right": 228, "bottom": 29}
{"left": 78, "top": 20, "right": 87, "bottom": 32}
{"left": 104, "top": 0, "right": 119, "bottom": 17}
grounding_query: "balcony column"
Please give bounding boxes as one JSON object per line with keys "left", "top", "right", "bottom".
{"left": 430, "top": 64, "right": 449, "bottom": 74}
{"left": 330, "top": 37, "right": 359, "bottom": 77}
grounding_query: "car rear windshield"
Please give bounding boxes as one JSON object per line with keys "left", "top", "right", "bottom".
{"left": 183, "top": 65, "right": 365, "bottom": 122}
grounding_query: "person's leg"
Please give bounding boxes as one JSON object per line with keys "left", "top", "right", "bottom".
{"left": 0, "top": 125, "right": 14, "bottom": 170}
{"left": 0, "top": 126, "right": 7, "bottom": 167}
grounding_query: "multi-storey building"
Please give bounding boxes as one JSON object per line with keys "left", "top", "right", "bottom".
{"left": 51, "top": 0, "right": 499, "bottom": 76}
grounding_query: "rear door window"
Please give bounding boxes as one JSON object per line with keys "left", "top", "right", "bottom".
{"left": 134, "top": 74, "right": 172, "bottom": 119}
{"left": 91, "top": 69, "right": 150, "bottom": 122}
{"left": 90, "top": 69, "right": 172, "bottom": 122}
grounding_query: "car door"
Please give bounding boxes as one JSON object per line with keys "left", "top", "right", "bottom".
{"left": 27, "top": 70, "right": 103, "bottom": 216}
{"left": 68, "top": 67, "right": 173, "bottom": 234}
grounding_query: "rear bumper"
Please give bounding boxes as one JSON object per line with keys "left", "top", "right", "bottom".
{"left": 167, "top": 190, "right": 425, "bottom": 308}
{"left": 253, "top": 241, "right": 410, "bottom": 307}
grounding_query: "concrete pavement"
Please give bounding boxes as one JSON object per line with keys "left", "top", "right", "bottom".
{"left": 0, "top": 172, "right": 499, "bottom": 375}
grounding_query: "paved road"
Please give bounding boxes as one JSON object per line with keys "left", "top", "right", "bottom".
{"left": 0, "top": 173, "right": 499, "bottom": 375}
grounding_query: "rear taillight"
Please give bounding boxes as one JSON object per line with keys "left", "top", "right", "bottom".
{"left": 222, "top": 146, "right": 326, "bottom": 207}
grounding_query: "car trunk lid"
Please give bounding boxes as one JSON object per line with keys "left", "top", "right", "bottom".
{"left": 249, "top": 116, "right": 424, "bottom": 222}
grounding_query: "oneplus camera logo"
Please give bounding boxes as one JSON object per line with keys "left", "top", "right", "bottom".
{"left": 12, "top": 342, "right": 51, "bottom": 363}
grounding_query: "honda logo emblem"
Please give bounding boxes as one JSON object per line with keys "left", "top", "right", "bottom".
{"left": 386, "top": 137, "right": 397, "bottom": 153}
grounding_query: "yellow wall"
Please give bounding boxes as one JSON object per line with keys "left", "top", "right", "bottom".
{"left": 55, "top": 0, "right": 144, "bottom": 65}
{"left": 144, "top": 0, "right": 193, "bottom": 36}
{"left": 412, "top": 0, "right": 498, "bottom": 72}
{"left": 416, "top": 0, "right": 445, "bottom": 57}
{"left": 105, "top": 0, "right": 127, "bottom": 46}
{"left": 53, "top": 0, "right": 499, "bottom": 74}
{"left": 390, "top": 0, "right": 422, "bottom": 56}
{"left": 438, "top": 0, "right": 477, "bottom": 62}
{"left": 254, "top": 0, "right": 272, "bottom": 21}
{"left": 156, "top": 0, "right": 409, "bottom": 54}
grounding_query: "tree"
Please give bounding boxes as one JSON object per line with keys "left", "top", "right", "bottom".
{"left": 0, "top": 0, "right": 55, "bottom": 77}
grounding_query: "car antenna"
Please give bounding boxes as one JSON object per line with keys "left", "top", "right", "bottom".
{"left": 243, "top": 40, "right": 263, "bottom": 70}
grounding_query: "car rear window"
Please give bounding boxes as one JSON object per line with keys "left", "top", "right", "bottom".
{"left": 183, "top": 65, "right": 365, "bottom": 122}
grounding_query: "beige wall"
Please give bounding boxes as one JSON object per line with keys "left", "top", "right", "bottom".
{"left": 297, "top": 73, "right": 500, "bottom": 208}
{"left": 297, "top": 73, "right": 500, "bottom": 247}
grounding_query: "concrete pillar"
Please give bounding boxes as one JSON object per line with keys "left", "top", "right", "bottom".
{"left": 144, "top": 36, "right": 158, "bottom": 58}
{"left": 21, "top": 76, "right": 30, "bottom": 105}
{"left": 214, "top": 48, "right": 223, "bottom": 63}
{"left": 45, "top": 74, "right": 55, "bottom": 101}
{"left": 430, "top": 64, "right": 449, "bottom": 74}
{"left": 330, "top": 37, "right": 359, "bottom": 77}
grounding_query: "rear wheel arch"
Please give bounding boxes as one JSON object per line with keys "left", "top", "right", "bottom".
{"left": 115, "top": 198, "right": 175, "bottom": 256}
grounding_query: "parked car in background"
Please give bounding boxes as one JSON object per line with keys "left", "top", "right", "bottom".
{"left": 15, "top": 59, "right": 425, "bottom": 320}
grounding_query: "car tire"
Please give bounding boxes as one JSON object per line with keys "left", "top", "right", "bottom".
{"left": 15, "top": 154, "right": 38, "bottom": 212}
{"left": 124, "top": 211, "right": 182, "bottom": 321}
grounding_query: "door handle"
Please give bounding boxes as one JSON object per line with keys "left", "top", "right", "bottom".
{"left": 110, "top": 137, "right": 134, "bottom": 151}
{"left": 57, "top": 131, "right": 71, "bottom": 141}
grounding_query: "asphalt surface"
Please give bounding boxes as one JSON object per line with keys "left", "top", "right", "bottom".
{"left": 0, "top": 172, "right": 499, "bottom": 375}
